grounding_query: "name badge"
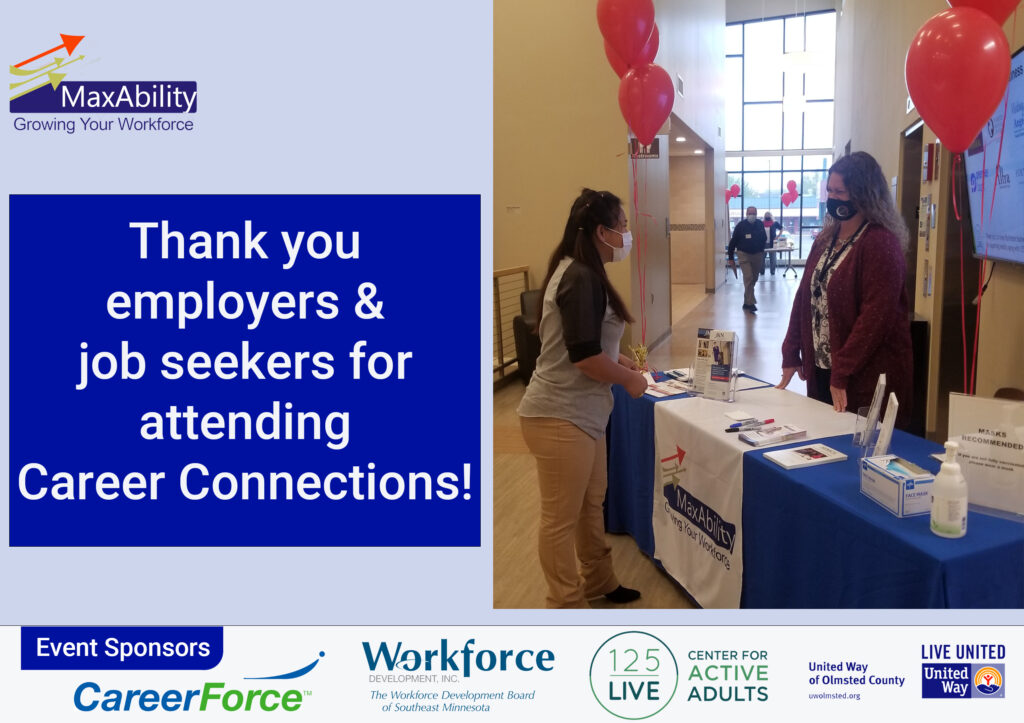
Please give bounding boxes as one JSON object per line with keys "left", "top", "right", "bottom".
{"left": 745, "top": 233, "right": 751, "bottom": 239}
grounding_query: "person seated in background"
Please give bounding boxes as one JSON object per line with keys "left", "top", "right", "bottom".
{"left": 762, "top": 212, "right": 783, "bottom": 276}
{"left": 777, "top": 151, "right": 913, "bottom": 429}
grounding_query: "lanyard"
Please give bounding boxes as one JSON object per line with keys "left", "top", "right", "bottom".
{"left": 814, "top": 221, "right": 868, "bottom": 295}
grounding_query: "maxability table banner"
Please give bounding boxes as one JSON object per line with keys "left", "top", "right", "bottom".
{"left": 1, "top": 626, "right": 1018, "bottom": 720}
{"left": 9, "top": 194, "right": 481, "bottom": 546}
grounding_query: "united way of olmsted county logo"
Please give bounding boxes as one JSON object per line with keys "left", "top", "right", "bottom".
{"left": 10, "top": 33, "right": 198, "bottom": 122}
{"left": 921, "top": 642, "right": 1005, "bottom": 699}
{"left": 590, "top": 631, "right": 678, "bottom": 719}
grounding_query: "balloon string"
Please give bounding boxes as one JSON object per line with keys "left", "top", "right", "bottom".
{"left": 953, "top": 153, "right": 967, "bottom": 395}
{"left": 973, "top": 63, "right": 1009, "bottom": 396}
{"left": 631, "top": 151, "right": 646, "bottom": 346}
{"left": 638, "top": 154, "right": 647, "bottom": 344}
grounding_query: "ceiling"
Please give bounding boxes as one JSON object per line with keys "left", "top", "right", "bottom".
{"left": 668, "top": 114, "right": 707, "bottom": 158}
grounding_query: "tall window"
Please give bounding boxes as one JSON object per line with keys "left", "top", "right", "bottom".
{"left": 726, "top": 10, "right": 836, "bottom": 259}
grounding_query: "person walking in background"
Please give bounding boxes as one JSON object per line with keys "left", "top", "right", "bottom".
{"left": 728, "top": 205, "right": 768, "bottom": 312}
{"left": 777, "top": 151, "right": 913, "bottom": 429}
{"left": 518, "top": 188, "right": 648, "bottom": 608}
{"left": 762, "top": 211, "right": 783, "bottom": 276}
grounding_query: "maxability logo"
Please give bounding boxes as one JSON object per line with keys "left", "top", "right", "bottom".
{"left": 10, "top": 32, "right": 197, "bottom": 118}
{"left": 73, "top": 651, "right": 324, "bottom": 713}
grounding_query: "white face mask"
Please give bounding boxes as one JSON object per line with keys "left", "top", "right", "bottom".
{"left": 746, "top": 214, "right": 757, "bottom": 223}
{"left": 601, "top": 227, "right": 632, "bottom": 262}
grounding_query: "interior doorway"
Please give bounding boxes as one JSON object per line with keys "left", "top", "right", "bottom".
{"left": 668, "top": 114, "right": 711, "bottom": 321}
{"left": 899, "top": 122, "right": 923, "bottom": 303}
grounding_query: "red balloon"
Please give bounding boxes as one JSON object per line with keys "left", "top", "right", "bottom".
{"left": 725, "top": 190, "right": 733, "bottom": 203}
{"left": 906, "top": 8, "right": 1010, "bottom": 153}
{"left": 947, "top": 0, "right": 1020, "bottom": 26}
{"left": 597, "top": 0, "right": 655, "bottom": 67}
{"left": 605, "top": 23, "right": 659, "bottom": 77}
{"left": 786, "top": 179, "right": 797, "bottom": 192}
{"left": 618, "top": 63, "right": 674, "bottom": 146}
{"left": 730, "top": 183, "right": 740, "bottom": 195}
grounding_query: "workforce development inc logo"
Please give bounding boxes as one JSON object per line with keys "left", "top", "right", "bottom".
{"left": 363, "top": 637, "right": 552, "bottom": 713}
{"left": 10, "top": 32, "right": 197, "bottom": 134}
{"left": 72, "top": 651, "right": 324, "bottom": 713}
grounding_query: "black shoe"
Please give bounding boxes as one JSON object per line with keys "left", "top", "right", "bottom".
{"left": 604, "top": 585, "right": 641, "bottom": 604}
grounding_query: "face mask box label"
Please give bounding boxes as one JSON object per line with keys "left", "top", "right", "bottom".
{"left": 860, "top": 455, "right": 935, "bottom": 517}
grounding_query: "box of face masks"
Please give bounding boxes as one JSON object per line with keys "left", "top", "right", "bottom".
{"left": 860, "top": 455, "right": 935, "bottom": 517}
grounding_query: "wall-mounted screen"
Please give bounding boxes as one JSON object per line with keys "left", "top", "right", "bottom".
{"left": 963, "top": 47, "right": 1024, "bottom": 266}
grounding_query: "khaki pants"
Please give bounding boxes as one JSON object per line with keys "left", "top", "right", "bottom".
{"left": 737, "top": 250, "right": 764, "bottom": 307}
{"left": 520, "top": 416, "right": 619, "bottom": 608}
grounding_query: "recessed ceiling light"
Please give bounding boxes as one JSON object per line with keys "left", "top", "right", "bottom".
{"left": 675, "top": 136, "right": 687, "bottom": 142}
{"left": 694, "top": 149, "right": 704, "bottom": 155}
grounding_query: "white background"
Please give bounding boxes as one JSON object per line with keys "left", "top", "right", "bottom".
{"left": 0, "top": 626, "right": 1018, "bottom": 720}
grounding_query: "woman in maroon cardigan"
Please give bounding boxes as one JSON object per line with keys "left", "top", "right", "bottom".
{"left": 778, "top": 152, "right": 913, "bottom": 429}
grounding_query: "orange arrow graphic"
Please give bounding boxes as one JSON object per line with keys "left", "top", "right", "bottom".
{"left": 14, "top": 34, "right": 84, "bottom": 68}
{"left": 660, "top": 446, "right": 686, "bottom": 465}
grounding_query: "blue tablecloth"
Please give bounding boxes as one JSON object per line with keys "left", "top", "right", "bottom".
{"left": 605, "top": 384, "right": 665, "bottom": 556}
{"left": 605, "top": 388, "right": 1024, "bottom": 608}
{"left": 741, "top": 432, "right": 1024, "bottom": 608}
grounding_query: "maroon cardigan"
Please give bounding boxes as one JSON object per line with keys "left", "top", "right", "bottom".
{"left": 781, "top": 223, "right": 913, "bottom": 429}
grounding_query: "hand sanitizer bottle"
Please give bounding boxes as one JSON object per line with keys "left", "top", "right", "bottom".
{"left": 930, "top": 441, "right": 967, "bottom": 538}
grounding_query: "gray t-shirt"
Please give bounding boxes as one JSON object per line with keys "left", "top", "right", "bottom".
{"left": 517, "top": 257, "right": 625, "bottom": 439}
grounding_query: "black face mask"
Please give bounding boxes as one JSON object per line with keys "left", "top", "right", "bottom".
{"left": 826, "top": 197, "right": 858, "bottom": 220}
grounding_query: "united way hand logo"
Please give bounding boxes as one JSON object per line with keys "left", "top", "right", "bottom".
{"left": 974, "top": 666, "right": 1002, "bottom": 696}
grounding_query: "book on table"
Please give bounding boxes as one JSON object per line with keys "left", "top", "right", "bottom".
{"left": 738, "top": 424, "right": 807, "bottom": 447}
{"left": 763, "top": 443, "right": 848, "bottom": 469}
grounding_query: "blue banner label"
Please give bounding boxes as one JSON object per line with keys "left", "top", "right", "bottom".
{"left": 10, "top": 194, "right": 481, "bottom": 546}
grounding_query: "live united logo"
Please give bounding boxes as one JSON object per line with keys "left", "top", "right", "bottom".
{"left": 921, "top": 643, "right": 1005, "bottom": 699}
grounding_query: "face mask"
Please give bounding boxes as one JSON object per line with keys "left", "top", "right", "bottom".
{"left": 827, "top": 197, "right": 858, "bottom": 220}
{"left": 746, "top": 214, "right": 757, "bottom": 223}
{"left": 601, "top": 227, "right": 633, "bottom": 262}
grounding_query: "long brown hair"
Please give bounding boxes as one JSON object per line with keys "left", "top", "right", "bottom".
{"left": 535, "top": 188, "right": 634, "bottom": 329}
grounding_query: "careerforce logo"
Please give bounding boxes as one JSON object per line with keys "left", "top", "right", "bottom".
{"left": 362, "top": 639, "right": 555, "bottom": 677}
{"left": 72, "top": 652, "right": 323, "bottom": 712}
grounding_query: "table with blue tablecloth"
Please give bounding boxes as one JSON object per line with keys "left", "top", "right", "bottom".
{"left": 605, "top": 384, "right": 1024, "bottom": 608}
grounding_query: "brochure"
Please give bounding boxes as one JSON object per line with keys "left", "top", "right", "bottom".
{"left": 692, "top": 328, "right": 736, "bottom": 401}
{"left": 739, "top": 424, "right": 807, "bottom": 447}
{"left": 764, "top": 443, "right": 848, "bottom": 469}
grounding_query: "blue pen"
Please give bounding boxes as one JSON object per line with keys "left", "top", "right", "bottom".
{"left": 728, "top": 419, "right": 756, "bottom": 428}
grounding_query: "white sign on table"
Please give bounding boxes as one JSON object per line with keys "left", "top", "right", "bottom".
{"left": 651, "top": 387, "right": 856, "bottom": 608}
{"left": 948, "top": 393, "right": 1024, "bottom": 518}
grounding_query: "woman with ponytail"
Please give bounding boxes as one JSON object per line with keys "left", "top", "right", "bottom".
{"left": 518, "top": 188, "right": 647, "bottom": 608}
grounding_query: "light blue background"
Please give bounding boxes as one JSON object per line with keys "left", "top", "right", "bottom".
{"left": 1, "top": 0, "right": 493, "bottom": 624}
{"left": 2, "top": 1, "right": 1015, "bottom": 625}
